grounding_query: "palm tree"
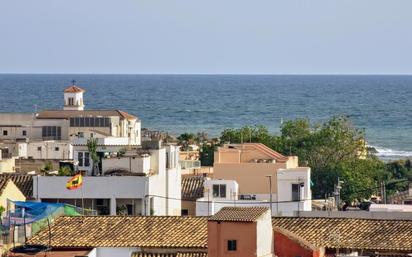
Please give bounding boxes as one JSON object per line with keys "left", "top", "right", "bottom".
{"left": 87, "top": 138, "right": 100, "bottom": 176}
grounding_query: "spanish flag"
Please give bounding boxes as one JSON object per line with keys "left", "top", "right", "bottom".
{"left": 66, "top": 173, "right": 83, "bottom": 190}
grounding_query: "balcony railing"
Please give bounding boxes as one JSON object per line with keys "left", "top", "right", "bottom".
{"left": 179, "top": 160, "right": 201, "bottom": 170}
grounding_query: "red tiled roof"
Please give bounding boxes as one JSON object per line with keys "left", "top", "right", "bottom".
{"left": 29, "top": 216, "right": 208, "bottom": 248}
{"left": 0, "top": 174, "right": 33, "bottom": 198}
{"left": 37, "top": 110, "right": 138, "bottom": 120}
{"left": 182, "top": 175, "right": 204, "bottom": 201}
{"left": 64, "top": 85, "right": 85, "bottom": 93}
{"left": 273, "top": 217, "right": 412, "bottom": 251}
{"left": 209, "top": 207, "right": 270, "bottom": 222}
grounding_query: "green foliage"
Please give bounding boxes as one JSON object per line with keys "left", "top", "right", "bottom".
{"left": 177, "top": 133, "right": 197, "bottom": 151}
{"left": 87, "top": 138, "right": 100, "bottom": 175}
{"left": 219, "top": 115, "right": 411, "bottom": 203}
{"left": 0, "top": 206, "right": 5, "bottom": 216}
{"left": 200, "top": 143, "right": 215, "bottom": 166}
{"left": 220, "top": 125, "right": 274, "bottom": 146}
{"left": 58, "top": 166, "right": 74, "bottom": 176}
{"left": 87, "top": 138, "right": 99, "bottom": 163}
{"left": 41, "top": 161, "right": 53, "bottom": 173}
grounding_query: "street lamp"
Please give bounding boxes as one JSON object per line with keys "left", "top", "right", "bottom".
{"left": 266, "top": 175, "right": 273, "bottom": 215}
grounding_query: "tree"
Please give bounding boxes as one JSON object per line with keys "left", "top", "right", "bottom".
{"left": 277, "top": 116, "right": 377, "bottom": 201}
{"left": 58, "top": 166, "right": 74, "bottom": 176}
{"left": 217, "top": 116, "right": 406, "bottom": 203}
{"left": 199, "top": 143, "right": 215, "bottom": 166}
{"left": 87, "top": 138, "right": 100, "bottom": 176}
{"left": 220, "top": 125, "right": 273, "bottom": 146}
{"left": 41, "top": 161, "right": 53, "bottom": 174}
{"left": 177, "top": 133, "right": 197, "bottom": 151}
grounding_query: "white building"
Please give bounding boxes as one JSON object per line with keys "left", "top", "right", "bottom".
{"left": 0, "top": 82, "right": 142, "bottom": 175}
{"left": 33, "top": 143, "right": 181, "bottom": 216}
{"left": 195, "top": 167, "right": 311, "bottom": 216}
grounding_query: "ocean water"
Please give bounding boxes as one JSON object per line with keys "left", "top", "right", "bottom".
{"left": 0, "top": 74, "right": 411, "bottom": 159}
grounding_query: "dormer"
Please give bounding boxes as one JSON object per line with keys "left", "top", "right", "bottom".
{"left": 64, "top": 81, "right": 85, "bottom": 111}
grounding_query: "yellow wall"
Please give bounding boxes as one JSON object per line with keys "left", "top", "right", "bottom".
{"left": 0, "top": 157, "right": 15, "bottom": 173}
{"left": 0, "top": 180, "right": 26, "bottom": 210}
{"left": 213, "top": 163, "right": 283, "bottom": 194}
{"left": 182, "top": 200, "right": 196, "bottom": 216}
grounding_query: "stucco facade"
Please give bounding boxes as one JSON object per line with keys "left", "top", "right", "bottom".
{"left": 212, "top": 143, "right": 311, "bottom": 215}
{"left": 0, "top": 180, "right": 26, "bottom": 209}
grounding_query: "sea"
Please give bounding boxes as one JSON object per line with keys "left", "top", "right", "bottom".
{"left": 0, "top": 74, "right": 411, "bottom": 160}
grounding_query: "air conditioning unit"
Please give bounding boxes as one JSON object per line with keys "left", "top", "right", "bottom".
{"left": 240, "top": 194, "right": 256, "bottom": 200}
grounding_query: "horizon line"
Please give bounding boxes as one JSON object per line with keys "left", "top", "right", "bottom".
{"left": 1, "top": 73, "right": 412, "bottom": 76}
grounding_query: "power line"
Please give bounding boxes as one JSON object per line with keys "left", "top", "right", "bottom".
{"left": 146, "top": 179, "right": 409, "bottom": 204}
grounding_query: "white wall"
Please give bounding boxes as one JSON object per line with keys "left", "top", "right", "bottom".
{"left": 64, "top": 92, "right": 84, "bottom": 110}
{"left": 34, "top": 176, "right": 148, "bottom": 199}
{"left": 27, "top": 141, "right": 73, "bottom": 160}
{"left": 145, "top": 146, "right": 182, "bottom": 216}
{"left": 204, "top": 179, "right": 239, "bottom": 200}
{"left": 87, "top": 248, "right": 97, "bottom": 257}
{"left": 147, "top": 148, "right": 166, "bottom": 215}
{"left": 166, "top": 166, "right": 182, "bottom": 216}
{"left": 256, "top": 211, "right": 274, "bottom": 257}
{"left": 102, "top": 155, "right": 151, "bottom": 174}
{"left": 277, "top": 167, "right": 311, "bottom": 215}
{"left": 95, "top": 247, "right": 139, "bottom": 257}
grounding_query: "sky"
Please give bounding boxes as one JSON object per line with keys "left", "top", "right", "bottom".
{"left": 0, "top": 0, "right": 411, "bottom": 74}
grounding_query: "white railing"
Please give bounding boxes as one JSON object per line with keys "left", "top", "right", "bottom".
{"left": 179, "top": 160, "right": 201, "bottom": 170}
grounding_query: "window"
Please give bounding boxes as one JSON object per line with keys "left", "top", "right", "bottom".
{"left": 68, "top": 97, "right": 74, "bottom": 105}
{"left": 78, "top": 132, "right": 84, "bottom": 138}
{"left": 213, "top": 184, "right": 226, "bottom": 198}
{"left": 55, "top": 147, "right": 59, "bottom": 151}
{"left": 37, "top": 147, "right": 42, "bottom": 151}
{"left": 292, "top": 183, "right": 304, "bottom": 201}
{"left": 70, "top": 117, "right": 111, "bottom": 128}
{"left": 181, "top": 209, "right": 189, "bottom": 216}
{"left": 84, "top": 152, "right": 90, "bottom": 167}
{"left": 22, "top": 130, "right": 27, "bottom": 136}
{"left": 227, "top": 240, "right": 237, "bottom": 251}
{"left": 42, "top": 126, "right": 61, "bottom": 140}
{"left": 78, "top": 152, "right": 84, "bottom": 167}
{"left": 3, "top": 130, "right": 7, "bottom": 136}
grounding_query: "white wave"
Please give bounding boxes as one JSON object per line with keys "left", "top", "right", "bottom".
{"left": 369, "top": 145, "right": 412, "bottom": 158}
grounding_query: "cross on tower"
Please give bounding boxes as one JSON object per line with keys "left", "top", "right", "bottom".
{"left": 71, "top": 79, "right": 76, "bottom": 85}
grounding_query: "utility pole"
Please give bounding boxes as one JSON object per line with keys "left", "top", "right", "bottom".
{"left": 266, "top": 175, "right": 273, "bottom": 215}
{"left": 334, "top": 177, "right": 344, "bottom": 210}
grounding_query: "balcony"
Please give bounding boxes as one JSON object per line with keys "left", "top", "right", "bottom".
{"left": 179, "top": 160, "right": 201, "bottom": 170}
{"left": 72, "top": 137, "right": 132, "bottom": 146}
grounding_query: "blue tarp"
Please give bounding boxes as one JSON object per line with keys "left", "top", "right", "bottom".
{"left": 3, "top": 201, "right": 65, "bottom": 227}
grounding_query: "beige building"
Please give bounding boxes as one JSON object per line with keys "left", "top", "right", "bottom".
{"left": 213, "top": 143, "right": 311, "bottom": 215}
{"left": 0, "top": 148, "right": 15, "bottom": 173}
{"left": 0, "top": 178, "right": 26, "bottom": 209}
{"left": 0, "top": 82, "right": 142, "bottom": 175}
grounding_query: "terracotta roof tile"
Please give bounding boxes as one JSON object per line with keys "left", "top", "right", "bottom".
{"left": 117, "top": 110, "right": 138, "bottom": 120}
{"left": 37, "top": 110, "right": 138, "bottom": 120}
{"left": 29, "top": 216, "right": 208, "bottom": 248}
{"left": 209, "top": 207, "right": 270, "bottom": 222}
{"left": 133, "top": 253, "right": 207, "bottom": 257}
{"left": 273, "top": 217, "right": 412, "bottom": 251}
{"left": 0, "top": 174, "right": 33, "bottom": 198}
{"left": 64, "top": 85, "right": 85, "bottom": 93}
{"left": 181, "top": 175, "right": 204, "bottom": 201}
